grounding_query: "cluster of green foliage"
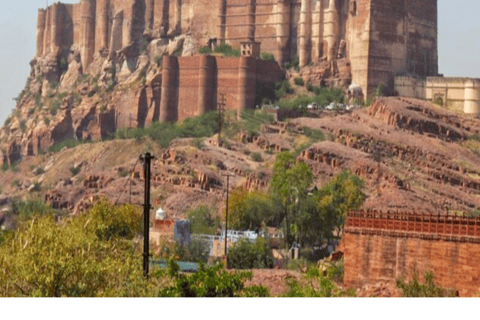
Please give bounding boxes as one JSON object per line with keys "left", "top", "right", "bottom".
{"left": 294, "top": 77, "right": 305, "bottom": 86}
{"left": 198, "top": 44, "right": 241, "bottom": 57}
{"left": 187, "top": 206, "right": 219, "bottom": 235}
{"left": 282, "top": 260, "right": 355, "bottom": 297}
{"left": 396, "top": 266, "right": 457, "bottom": 297}
{"left": 284, "top": 55, "right": 300, "bottom": 72}
{"left": 227, "top": 188, "right": 273, "bottom": 231}
{"left": 157, "top": 238, "right": 211, "bottom": 264}
{"left": 275, "top": 80, "right": 294, "bottom": 100}
{"left": 226, "top": 151, "right": 365, "bottom": 253}
{"left": 260, "top": 52, "right": 275, "bottom": 62}
{"left": 115, "top": 111, "right": 220, "bottom": 148}
{"left": 251, "top": 152, "right": 263, "bottom": 162}
{"left": 365, "top": 82, "right": 389, "bottom": 105}
{"left": 0, "top": 201, "right": 164, "bottom": 297}
{"left": 158, "top": 260, "right": 269, "bottom": 297}
{"left": 49, "top": 138, "right": 90, "bottom": 153}
{"left": 69, "top": 166, "right": 81, "bottom": 176}
{"left": 227, "top": 238, "right": 274, "bottom": 270}
{"left": 277, "top": 87, "right": 345, "bottom": 111}
{"left": 0, "top": 197, "right": 269, "bottom": 297}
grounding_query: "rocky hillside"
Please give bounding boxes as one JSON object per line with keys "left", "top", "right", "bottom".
{"left": 2, "top": 97, "right": 480, "bottom": 220}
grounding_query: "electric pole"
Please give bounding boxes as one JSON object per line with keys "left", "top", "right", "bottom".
{"left": 222, "top": 172, "right": 235, "bottom": 267}
{"left": 217, "top": 93, "right": 226, "bottom": 146}
{"left": 140, "top": 152, "right": 155, "bottom": 278}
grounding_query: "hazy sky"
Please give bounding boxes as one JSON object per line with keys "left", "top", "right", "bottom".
{"left": 0, "top": 0, "right": 479, "bottom": 125}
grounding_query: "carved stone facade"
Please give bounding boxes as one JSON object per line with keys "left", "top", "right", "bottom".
{"left": 35, "top": 0, "right": 438, "bottom": 96}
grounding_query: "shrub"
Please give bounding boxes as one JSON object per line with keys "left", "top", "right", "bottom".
{"left": 0, "top": 202, "right": 153, "bottom": 297}
{"left": 294, "top": 77, "right": 305, "bottom": 86}
{"left": 261, "top": 52, "right": 275, "bottom": 62}
{"left": 187, "top": 206, "right": 218, "bottom": 235}
{"left": 192, "top": 138, "right": 204, "bottom": 150}
{"left": 303, "top": 127, "right": 326, "bottom": 142}
{"left": 49, "top": 99, "right": 61, "bottom": 116}
{"left": 158, "top": 261, "right": 269, "bottom": 297}
{"left": 154, "top": 55, "right": 162, "bottom": 66}
{"left": 227, "top": 238, "right": 274, "bottom": 270}
{"left": 396, "top": 266, "right": 457, "bottom": 297}
{"left": 1, "top": 163, "right": 8, "bottom": 172}
{"left": 251, "top": 152, "right": 263, "bottom": 162}
{"left": 213, "top": 43, "right": 240, "bottom": 57}
{"left": 49, "top": 138, "right": 88, "bottom": 153}
{"left": 9, "top": 199, "right": 52, "bottom": 221}
{"left": 198, "top": 46, "right": 213, "bottom": 55}
{"left": 306, "top": 83, "right": 314, "bottom": 92}
{"left": 275, "top": 80, "right": 294, "bottom": 100}
{"left": 3, "top": 117, "right": 11, "bottom": 127}
{"left": 69, "top": 166, "right": 81, "bottom": 176}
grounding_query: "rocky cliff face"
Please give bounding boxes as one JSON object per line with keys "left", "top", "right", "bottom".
{"left": 0, "top": 0, "right": 203, "bottom": 166}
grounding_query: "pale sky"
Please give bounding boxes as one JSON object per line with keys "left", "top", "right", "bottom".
{"left": 0, "top": 0, "right": 479, "bottom": 125}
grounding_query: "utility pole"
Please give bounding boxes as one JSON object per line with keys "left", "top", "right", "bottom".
{"left": 217, "top": 93, "right": 226, "bottom": 146}
{"left": 222, "top": 172, "right": 235, "bottom": 266}
{"left": 140, "top": 152, "right": 155, "bottom": 278}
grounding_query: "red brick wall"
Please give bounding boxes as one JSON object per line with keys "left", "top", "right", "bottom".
{"left": 344, "top": 211, "right": 480, "bottom": 297}
{"left": 175, "top": 56, "right": 283, "bottom": 121}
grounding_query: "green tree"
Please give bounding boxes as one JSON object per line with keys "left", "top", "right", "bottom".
{"left": 227, "top": 238, "right": 274, "bottom": 270}
{"left": 318, "top": 170, "right": 365, "bottom": 244}
{"left": 227, "top": 188, "right": 273, "bottom": 231}
{"left": 0, "top": 201, "right": 166, "bottom": 297}
{"left": 270, "top": 152, "right": 314, "bottom": 246}
{"left": 187, "top": 206, "right": 218, "bottom": 235}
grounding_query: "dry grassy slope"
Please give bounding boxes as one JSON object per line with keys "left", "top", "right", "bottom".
{"left": 1, "top": 97, "right": 480, "bottom": 218}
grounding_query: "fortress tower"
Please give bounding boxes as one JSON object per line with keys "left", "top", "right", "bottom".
{"left": 34, "top": 0, "right": 438, "bottom": 98}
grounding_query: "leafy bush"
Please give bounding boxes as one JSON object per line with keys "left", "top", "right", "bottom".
{"left": 49, "top": 99, "right": 61, "bottom": 116}
{"left": 188, "top": 206, "right": 218, "bottom": 235}
{"left": 198, "top": 46, "right": 213, "bottom": 55}
{"left": 303, "top": 127, "right": 326, "bottom": 142}
{"left": 49, "top": 138, "right": 89, "bottom": 153}
{"left": 0, "top": 202, "right": 160, "bottom": 297}
{"left": 396, "top": 266, "right": 457, "bottom": 297}
{"left": 69, "top": 166, "right": 81, "bottom": 176}
{"left": 227, "top": 238, "right": 274, "bottom": 270}
{"left": 158, "top": 261, "right": 269, "bottom": 297}
{"left": 227, "top": 188, "right": 273, "bottom": 231}
{"left": 9, "top": 198, "right": 53, "bottom": 221}
{"left": 192, "top": 138, "right": 204, "bottom": 150}
{"left": 154, "top": 55, "right": 162, "bottom": 66}
{"left": 213, "top": 43, "right": 241, "bottom": 57}
{"left": 294, "top": 77, "right": 305, "bottom": 86}
{"left": 115, "top": 111, "right": 220, "bottom": 148}
{"left": 251, "top": 152, "right": 263, "bottom": 162}
{"left": 261, "top": 52, "right": 275, "bottom": 62}
{"left": 275, "top": 80, "right": 294, "bottom": 100}
{"left": 283, "top": 260, "right": 354, "bottom": 297}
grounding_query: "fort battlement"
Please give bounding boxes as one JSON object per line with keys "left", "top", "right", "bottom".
{"left": 344, "top": 210, "right": 480, "bottom": 297}
{"left": 35, "top": 0, "right": 438, "bottom": 96}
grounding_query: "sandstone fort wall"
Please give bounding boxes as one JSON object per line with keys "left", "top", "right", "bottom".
{"left": 395, "top": 76, "right": 480, "bottom": 115}
{"left": 344, "top": 210, "right": 480, "bottom": 297}
{"left": 35, "top": 0, "right": 439, "bottom": 96}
